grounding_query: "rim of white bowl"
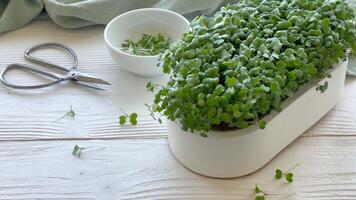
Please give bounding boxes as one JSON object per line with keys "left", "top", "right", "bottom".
{"left": 104, "top": 8, "right": 190, "bottom": 59}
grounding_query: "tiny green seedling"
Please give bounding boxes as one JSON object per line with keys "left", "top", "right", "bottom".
{"left": 119, "top": 113, "right": 138, "bottom": 126}
{"left": 146, "top": 81, "right": 157, "bottom": 92}
{"left": 145, "top": 103, "right": 163, "bottom": 124}
{"left": 255, "top": 196, "right": 265, "bottom": 200}
{"left": 255, "top": 196, "right": 266, "bottom": 200}
{"left": 118, "top": 106, "right": 138, "bottom": 126}
{"left": 253, "top": 183, "right": 296, "bottom": 199}
{"left": 253, "top": 165, "right": 299, "bottom": 199}
{"left": 146, "top": 81, "right": 155, "bottom": 92}
{"left": 275, "top": 164, "right": 300, "bottom": 183}
{"left": 72, "top": 145, "right": 85, "bottom": 158}
{"left": 258, "top": 120, "right": 267, "bottom": 129}
{"left": 316, "top": 81, "right": 328, "bottom": 93}
{"left": 54, "top": 105, "right": 76, "bottom": 122}
{"left": 254, "top": 184, "right": 266, "bottom": 200}
{"left": 255, "top": 184, "right": 262, "bottom": 193}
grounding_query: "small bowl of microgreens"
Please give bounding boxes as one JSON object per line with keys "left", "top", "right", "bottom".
{"left": 104, "top": 8, "right": 190, "bottom": 77}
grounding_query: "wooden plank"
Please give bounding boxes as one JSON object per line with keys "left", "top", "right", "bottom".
{"left": 0, "top": 137, "right": 355, "bottom": 200}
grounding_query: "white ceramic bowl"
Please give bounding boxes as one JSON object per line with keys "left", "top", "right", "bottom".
{"left": 104, "top": 8, "right": 190, "bottom": 77}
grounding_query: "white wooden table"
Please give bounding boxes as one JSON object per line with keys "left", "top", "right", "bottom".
{"left": 0, "top": 20, "right": 356, "bottom": 200}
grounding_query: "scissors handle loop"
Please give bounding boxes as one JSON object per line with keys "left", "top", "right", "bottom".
{"left": 0, "top": 63, "right": 66, "bottom": 90}
{"left": 24, "top": 42, "right": 78, "bottom": 72}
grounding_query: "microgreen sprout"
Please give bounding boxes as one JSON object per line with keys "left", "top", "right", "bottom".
{"left": 254, "top": 184, "right": 262, "bottom": 193}
{"left": 254, "top": 184, "right": 282, "bottom": 200}
{"left": 72, "top": 145, "right": 85, "bottom": 158}
{"left": 54, "top": 105, "right": 75, "bottom": 122}
{"left": 254, "top": 184, "right": 266, "bottom": 200}
{"left": 119, "top": 113, "right": 138, "bottom": 126}
{"left": 254, "top": 183, "right": 296, "bottom": 199}
{"left": 258, "top": 120, "right": 267, "bottom": 129}
{"left": 118, "top": 107, "right": 138, "bottom": 126}
{"left": 121, "top": 33, "right": 170, "bottom": 56}
{"left": 145, "top": 103, "right": 163, "bottom": 124}
{"left": 316, "top": 81, "right": 329, "bottom": 93}
{"left": 275, "top": 163, "right": 300, "bottom": 183}
{"left": 146, "top": 81, "right": 160, "bottom": 92}
{"left": 255, "top": 196, "right": 265, "bottom": 200}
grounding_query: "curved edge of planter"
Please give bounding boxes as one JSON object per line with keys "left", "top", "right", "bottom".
{"left": 168, "top": 61, "right": 348, "bottom": 178}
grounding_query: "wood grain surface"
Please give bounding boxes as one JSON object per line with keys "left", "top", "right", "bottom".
{"left": 0, "top": 20, "right": 355, "bottom": 200}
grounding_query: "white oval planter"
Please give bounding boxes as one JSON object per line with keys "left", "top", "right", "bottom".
{"left": 168, "top": 61, "right": 347, "bottom": 178}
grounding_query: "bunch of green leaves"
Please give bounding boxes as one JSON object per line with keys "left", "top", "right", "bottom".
{"left": 121, "top": 33, "right": 170, "bottom": 56}
{"left": 149, "top": 0, "right": 356, "bottom": 134}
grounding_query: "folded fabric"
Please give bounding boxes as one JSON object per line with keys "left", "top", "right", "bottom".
{"left": 0, "top": 0, "right": 234, "bottom": 33}
{"left": 0, "top": 0, "right": 355, "bottom": 75}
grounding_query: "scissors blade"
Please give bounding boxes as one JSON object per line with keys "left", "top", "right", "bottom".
{"left": 74, "top": 73, "right": 111, "bottom": 85}
{"left": 74, "top": 81, "right": 105, "bottom": 90}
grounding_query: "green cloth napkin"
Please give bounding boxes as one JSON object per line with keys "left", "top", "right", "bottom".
{"left": 0, "top": 0, "right": 355, "bottom": 75}
{"left": 0, "top": 0, "right": 232, "bottom": 33}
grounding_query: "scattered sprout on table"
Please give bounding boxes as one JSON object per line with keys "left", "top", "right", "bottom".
{"left": 54, "top": 105, "right": 75, "bottom": 122}
{"left": 275, "top": 163, "right": 300, "bottom": 183}
{"left": 145, "top": 103, "right": 163, "bottom": 124}
{"left": 118, "top": 113, "right": 138, "bottom": 126}
{"left": 72, "top": 145, "right": 85, "bottom": 158}
{"left": 254, "top": 184, "right": 266, "bottom": 200}
{"left": 255, "top": 195, "right": 265, "bottom": 200}
{"left": 118, "top": 107, "right": 138, "bottom": 126}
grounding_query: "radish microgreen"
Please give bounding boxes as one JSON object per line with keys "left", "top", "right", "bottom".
{"left": 316, "top": 81, "right": 329, "bottom": 93}
{"left": 54, "top": 105, "right": 75, "bottom": 122}
{"left": 72, "top": 145, "right": 84, "bottom": 158}
{"left": 119, "top": 112, "right": 138, "bottom": 126}
{"left": 254, "top": 184, "right": 266, "bottom": 200}
{"left": 275, "top": 163, "right": 300, "bottom": 183}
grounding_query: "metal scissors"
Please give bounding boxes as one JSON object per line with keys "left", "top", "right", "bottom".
{"left": 0, "top": 42, "right": 110, "bottom": 90}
